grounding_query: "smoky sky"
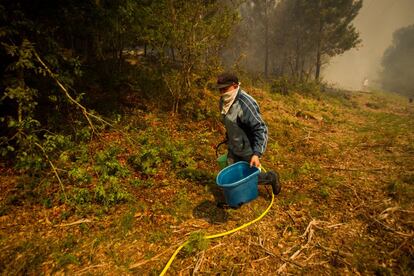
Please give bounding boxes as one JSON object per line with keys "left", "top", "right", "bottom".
{"left": 323, "top": 0, "right": 414, "bottom": 90}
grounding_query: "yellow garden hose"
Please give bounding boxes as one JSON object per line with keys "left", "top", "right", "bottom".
{"left": 159, "top": 166, "right": 274, "bottom": 275}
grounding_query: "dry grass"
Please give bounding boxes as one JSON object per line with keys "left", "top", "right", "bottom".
{"left": 1, "top": 89, "right": 413, "bottom": 275}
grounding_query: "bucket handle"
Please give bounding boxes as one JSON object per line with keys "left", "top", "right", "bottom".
{"left": 215, "top": 139, "right": 227, "bottom": 157}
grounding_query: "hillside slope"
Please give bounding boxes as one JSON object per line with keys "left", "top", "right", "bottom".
{"left": 1, "top": 88, "right": 413, "bottom": 275}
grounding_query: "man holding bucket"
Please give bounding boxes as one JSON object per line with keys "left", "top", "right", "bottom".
{"left": 216, "top": 72, "right": 281, "bottom": 195}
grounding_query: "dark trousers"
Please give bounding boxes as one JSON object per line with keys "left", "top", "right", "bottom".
{"left": 227, "top": 152, "right": 273, "bottom": 185}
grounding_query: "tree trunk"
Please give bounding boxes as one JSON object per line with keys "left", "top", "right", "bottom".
{"left": 295, "top": 37, "right": 300, "bottom": 80}
{"left": 315, "top": 46, "right": 321, "bottom": 81}
{"left": 315, "top": 1, "right": 324, "bottom": 82}
{"left": 264, "top": 0, "right": 269, "bottom": 78}
{"left": 315, "top": 1, "right": 323, "bottom": 82}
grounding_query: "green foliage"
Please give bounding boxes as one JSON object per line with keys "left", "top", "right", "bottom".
{"left": 79, "top": 146, "right": 132, "bottom": 206}
{"left": 365, "top": 102, "right": 380, "bottom": 110}
{"left": 94, "top": 146, "right": 129, "bottom": 177}
{"left": 148, "top": 231, "right": 168, "bottom": 244}
{"left": 161, "top": 141, "right": 195, "bottom": 169}
{"left": 70, "top": 188, "right": 93, "bottom": 205}
{"left": 138, "top": 0, "right": 239, "bottom": 113}
{"left": 177, "top": 168, "right": 215, "bottom": 185}
{"left": 297, "top": 161, "right": 321, "bottom": 176}
{"left": 119, "top": 208, "right": 136, "bottom": 236}
{"left": 235, "top": 0, "right": 361, "bottom": 80}
{"left": 68, "top": 167, "right": 92, "bottom": 185}
{"left": 94, "top": 177, "right": 130, "bottom": 206}
{"left": 130, "top": 178, "right": 154, "bottom": 188}
{"left": 270, "top": 77, "right": 293, "bottom": 95}
{"left": 127, "top": 147, "right": 162, "bottom": 176}
{"left": 183, "top": 232, "right": 209, "bottom": 255}
{"left": 319, "top": 186, "right": 330, "bottom": 199}
{"left": 128, "top": 127, "right": 197, "bottom": 176}
{"left": 380, "top": 24, "right": 414, "bottom": 97}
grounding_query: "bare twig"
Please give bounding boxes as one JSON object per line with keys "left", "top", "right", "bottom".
{"left": 286, "top": 211, "right": 296, "bottom": 224}
{"left": 372, "top": 217, "right": 414, "bottom": 237}
{"left": 252, "top": 241, "right": 303, "bottom": 268}
{"left": 34, "top": 141, "right": 67, "bottom": 201}
{"left": 192, "top": 250, "right": 205, "bottom": 275}
{"left": 56, "top": 219, "right": 92, "bottom": 227}
{"left": 277, "top": 220, "right": 323, "bottom": 273}
{"left": 316, "top": 243, "right": 353, "bottom": 257}
{"left": 379, "top": 206, "right": 414, "bottom": 217}
{"left": 251, "top": 255, "right": 270, "bottom": 263}
{"left": 34, "top": 51, "right": 113, "bottom": 133}
{"left": 324, "top": 166, "right": 388, "bottom": 171}
{"left": 277, "top": 220, "right": 346, "bottom": 273}
{"left": 76, "top": 264, "right": 108, "bottom": 274}
{"left": 326, "top": 223, "right": 346, "bottom": 229}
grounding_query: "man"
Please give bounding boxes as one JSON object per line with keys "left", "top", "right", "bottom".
{"left": 217, "top": 72, "right": 281, "bottom": 195}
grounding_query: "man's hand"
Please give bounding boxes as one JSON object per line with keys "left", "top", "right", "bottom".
{"left": 250, "top": 154, "right": 261, "bottom": 168}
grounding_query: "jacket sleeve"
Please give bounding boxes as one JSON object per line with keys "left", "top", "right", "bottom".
{"left": 239, "top": 94, "right": 268, "bottom": 157}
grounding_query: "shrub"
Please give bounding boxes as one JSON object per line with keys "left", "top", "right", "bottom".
{"left": 94, "top": 146, "right": 129, "bottom": 177}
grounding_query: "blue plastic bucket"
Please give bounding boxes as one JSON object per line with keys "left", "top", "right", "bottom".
{"left": 216, "top": 161, "right": 260, "bottom": 207}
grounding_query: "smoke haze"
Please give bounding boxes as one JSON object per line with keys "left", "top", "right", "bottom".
{"left": 323, "top": 0, "right": 414, "bottom": 90}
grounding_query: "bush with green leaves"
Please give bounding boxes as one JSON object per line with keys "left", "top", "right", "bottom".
{"left": 94, "top": 146, "right": 129, "bottom": 178}
{"left": 70, "top": 188, "right": 93, "bottom": 205}
{"left": 68, "top": 167, "right": 92, "bottom": 185}
{"left": 94, "top": 176, "right": 130, "bottom": 206}
{"left": 127, "top": 147, "right": 162, "bottom": 176}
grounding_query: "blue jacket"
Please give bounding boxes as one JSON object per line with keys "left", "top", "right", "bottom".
{"left": 220, "top": 88, "right": 268, "bottom": 158}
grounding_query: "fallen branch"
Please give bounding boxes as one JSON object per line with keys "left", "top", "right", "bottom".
{"left": 326, "top": 223, "right": 346, "bottom": 229}
{"left": 75, "top": 264, "right": 108, "bottom": 274}
{"left": 372, "top": 217, "right": 414, "bottom": 237}
{"left": 277, "top": 219, "right": 323, "bottom": 273}
{"left": 316, "top": 243, "right": 353, "bottom": 258}
{"left": 379, "top": 206, "right": 414, "bottom": 218}
{"left": 251, "top": 255, "right": 270, "bottom": 263}
{"left": 34, "top": 51, "right": 113, "bottom": 134}
{"left": 252, "top": 241, "right": 303, "bottom": 268}
{"left": 34, "top": 141, "right": 67, "bottom": 202}
{"left": 323, "top": 166, "right": 387, "bottom": 171}
{"left": 286, "top": 211, "right": 296, "bottom": 224}
{"left": 192, "top": 250, "right": 205, "bottom": 276}
{"left": 277, "top": 220, "right": 347, "bottom": 273}
{"left": 56, "top": 219, "right": 92, "bottom": 227}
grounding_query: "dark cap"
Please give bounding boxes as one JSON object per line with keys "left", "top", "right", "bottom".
{"left": 216, "top": 72, "right": 239, "bottom": 89}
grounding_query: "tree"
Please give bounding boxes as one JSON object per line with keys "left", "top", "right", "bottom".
{"left": 225, "top": 0, "right": 362, "bottom": 83}
{"left": 0, "top": 0, "right": 146, "bottom": 169}
{"left": 380, "top": 24, "right": 414, "bottom": 97}
{"left": 308, "top": 0, "right": 362, "bottom": 81}
{"left": 234, "top": 0, "right": 278, "bottom": 77}
{"left": 271, "top": 0, "right": 318, "bottom": 80}
{"left": 141, "top": 0, "right": 238, "bottom": 113}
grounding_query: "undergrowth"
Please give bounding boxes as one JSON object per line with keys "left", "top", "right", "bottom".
{"left": 1, "top": 88, "right": 413, "bottom": 275}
